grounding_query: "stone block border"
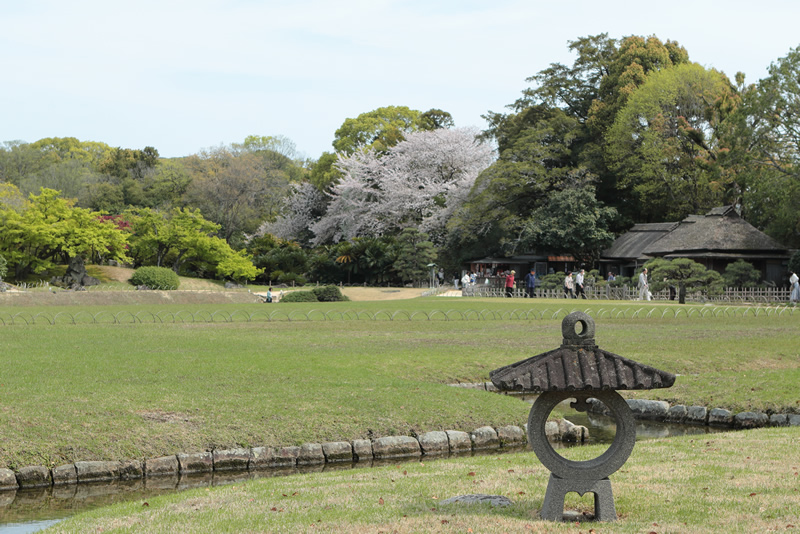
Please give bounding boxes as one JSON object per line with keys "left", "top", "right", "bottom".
{"left": 3, "top": 395, "right": 798, "bottom": 492}
{"left": 0, "top": 425, "right": 529, "bottom": 492}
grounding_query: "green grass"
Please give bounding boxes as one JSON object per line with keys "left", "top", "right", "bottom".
{"left": 0, "top": 299, "right": 798, "bottom": 471}
{"left": 44, "top": 428, "right": 800, "bottom": 533}
{"left": 0, "top": 296, "right": 796, "bottom": 532}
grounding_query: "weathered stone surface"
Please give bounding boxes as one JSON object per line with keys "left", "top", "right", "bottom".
{"left": 788, "top": 414, "right": 800, "bottom": 427}
{"left": 213, "top": 448, "right": 252, "bottom": 471}
{"left": 270, "top": 446, "right": 300, "bottom": 467}
{"left": 0, "top": 468, "right": 18, "bottom": 490}
{"left": 75, "top": 461, "right": 120, "bottom": 483}
{"left": 250, "top": 447, "right": 274, "bottom": 469}
{"left": 665, "top": 404, "right": 687, "bottom": 423}
{"left": 119, "top": 460, "right": 143, "bottom": 480}
{"left": 16, "top": 466, "right": 51, "bottom": 488}
{"left": 144, "top": 456, "right": 179, "bottom": 477}
{"left": 372, "top": 436, "right": 421, "bottom": 459}
{"left": 587, "top": 397, "right": 609, "bottom": 415}
{"left": 769, "top": 414, "right": 789, "bottom": 427}
{"left": 734, "top": 411, "right": 769, "bottom": 429}
{"left": 351, "top": 440, "right": 372, "bottom": 461}
{"left": 50, "top": 255, "right": 100, "bottom": 288}
{"left": 417, "top": 431, "right": 449, "bottom": 454}
{"left": 322, "top": 441, "right": 353, "bottom": 463}
{"left": 445, "top": 430, "right": 471, "bottom": 452}
{"left": 470, "top": 426, "right": 500, "bottom": 450}
{"left": 557, "top": 419, "right": 588, "bottom": 443}
{"left": 708, "top": 408, "right": 734, "bottom": 426}
{"left": 626, "top": 399, "right": 669, "bottom": 420}
{"left": 441, "top": 494, "right": 514, "bottom": 507}
{"left": 51, "top": 464, "right": 76, "bottom": 486}
{"left": 297, "top": 443, "right": 325, "bottom": 465}
{"left": 686, "top": 406, "right": 708, "bottom": 425}
{"left": 177, "top": 452, "right": 213, "bottom": 473}
{"left": 544, "top": 421, "right": 560, "bottom": 439}
{"left": 496, "top": 425, "right": 526, "bottom": 447}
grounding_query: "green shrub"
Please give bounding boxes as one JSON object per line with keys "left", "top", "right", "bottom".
{"left": 311, "top": 285, "right": 349, "bottom": 302}
{"left": 280, "top": 290, "right": 318, "bottom": 303}
{"left": 723, "top": 260, "right": 761, "bottom": 287}
{"left": 538, "top": 273, "right": 565, "bottom": 290}
{"left": 129, "top": 266, "right": 180, "bottom": 290}
{"left": 789, "top": 250, "right": 800, "bottom": 276}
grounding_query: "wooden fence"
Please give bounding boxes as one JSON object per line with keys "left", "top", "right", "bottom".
{"left": 461, "top": 284, "right": 793, "bottom": 303}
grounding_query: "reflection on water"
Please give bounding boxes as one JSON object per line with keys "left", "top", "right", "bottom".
{"left": 0, "top": 410, "right": 727, "bottom": 532}
{"left": 520, "top": 396, "right": 727, "bottom": 449}
{"left": 0, "top": 466, "right": 330, "bottom": 532}
{"left": 554, "top": 410, "right": 726, "bottom": 448}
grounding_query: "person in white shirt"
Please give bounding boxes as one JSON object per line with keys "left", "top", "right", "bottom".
{"left": 575, "top": 269, "right": 587, "bottom": 299}
{"left": 638, "top": 268, "right": 650, "bottom": 301}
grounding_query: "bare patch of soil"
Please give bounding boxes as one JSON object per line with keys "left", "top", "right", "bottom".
{"left": 339, "top": 287, "right": 427, "bottom": 301}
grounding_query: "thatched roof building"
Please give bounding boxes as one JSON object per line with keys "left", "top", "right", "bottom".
{"left": 603, "top": 206, "right": 791, "bottom": 283}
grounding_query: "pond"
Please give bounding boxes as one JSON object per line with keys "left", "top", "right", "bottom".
{"left": 0, "top": 412, "right": 728, "bottom": 533}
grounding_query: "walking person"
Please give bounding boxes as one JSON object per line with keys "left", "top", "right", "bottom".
{"left": 505, "top": 270, "right": 516, "bottom": 297}
{"left": 524, "top": 268, "right": 538, "bottom": 298}
{"left": 563, "top": 272, "right": 575, "bottom": 299}
{"left": 575, "top": 268, "right": 587, "bottom": 299}
{"left": 461, "top": 272, "right": 471, "bottom": 291}
{"left": 790, "top": 271, "right": 799, "bottom": 303}
{"left": 638, "top": 267, "right": 650, "bottom": 301}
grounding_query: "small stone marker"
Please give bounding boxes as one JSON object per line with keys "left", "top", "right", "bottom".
{"left": 490, "top": 311, "right": 676, "bottom": 522}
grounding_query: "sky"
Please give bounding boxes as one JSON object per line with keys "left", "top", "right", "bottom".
{"left": 2, "top": 0, "right": 799, "bottom": 160}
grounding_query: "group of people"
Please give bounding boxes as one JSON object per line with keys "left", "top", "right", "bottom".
{"left": 456, "top": 266, "right": 800, "bottom": 303}
{"left": 563, "top": 269, "right": 588, "bottom": 299}
{"left": 502, "top": 268, "right": 542, "bottom": 298}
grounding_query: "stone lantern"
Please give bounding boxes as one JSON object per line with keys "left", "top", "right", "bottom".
{"left": 490, "top": 311, "right": 676, "bottom": 521}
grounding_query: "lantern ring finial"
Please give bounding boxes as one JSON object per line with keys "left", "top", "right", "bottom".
{"left": 561, "top": 311, "right": 595, "bottom": 346}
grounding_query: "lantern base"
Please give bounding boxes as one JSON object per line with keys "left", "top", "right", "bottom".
{"left": 540, "top": 474, "right": 617, "bottom": 522}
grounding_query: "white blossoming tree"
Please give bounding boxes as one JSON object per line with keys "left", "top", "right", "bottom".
{"left": 310, "top": 127, "right": 494, "bottom": 246}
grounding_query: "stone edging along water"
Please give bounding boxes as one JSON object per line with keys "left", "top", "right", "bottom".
{"left": 2, "top": 392, "right": 799, "bottom": 493}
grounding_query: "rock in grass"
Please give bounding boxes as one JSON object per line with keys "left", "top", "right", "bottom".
{"left": 0, "top": 468, "right": 18, "bottom": 490}
{"left": 16, "top": 466, "right": 51, "bottom": 488}
{"left": 372, "top": 436, "right": 421, "bottom": 459}
{"left": 441, "top": 494, "right": 514, "bottom": 507}
{"left": 417, "top": 431, "right": 449, "bottom": 454}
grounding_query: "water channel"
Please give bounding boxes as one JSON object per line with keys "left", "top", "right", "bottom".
{"left": 0, "top": 407, "right": 727, "bottom": 533}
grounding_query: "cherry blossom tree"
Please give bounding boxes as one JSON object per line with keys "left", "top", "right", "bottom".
{"left": 310, "top": 127, "right": 494, "bottom": 246}
{"left": 260, "top": 182, "right": 328, "bottom": 246}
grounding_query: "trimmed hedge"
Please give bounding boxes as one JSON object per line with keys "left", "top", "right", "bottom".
{"left": 129, "top": 266, "right": 180, "bottom": 290}
{"left": 311, "top": 285, "right": 349, "bottom": 302}
{"left": 280, "top": 290, "right": 319, "bottom": 303}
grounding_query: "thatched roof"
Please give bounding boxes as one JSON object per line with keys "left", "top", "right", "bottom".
{"left": 602, "top": 222, "right": 678, "bottom": 260}
{"left": 643, "top": 206, "right": 788, "bottom": 256}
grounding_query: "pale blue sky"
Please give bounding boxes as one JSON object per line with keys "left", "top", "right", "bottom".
{"left": 2, "top": 0, "right": 798, "bottom": 159}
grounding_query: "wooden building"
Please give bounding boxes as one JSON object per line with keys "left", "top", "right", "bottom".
{"left": 602, "top": 206, "right": 791, "bottom": 284}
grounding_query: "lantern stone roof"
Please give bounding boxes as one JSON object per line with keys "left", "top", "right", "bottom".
{"left": 490, "top": 312, "right": 675, "bottom": 393}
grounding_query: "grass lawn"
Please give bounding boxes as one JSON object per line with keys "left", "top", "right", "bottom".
{"left": 0, "top": 295, "right": 797, "bottom": 531}
{"left": 44, "top": 427, "right": 800, "bottom": 533}
{"left": 0, "top": 298, "right": 797, "bottom": 470}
